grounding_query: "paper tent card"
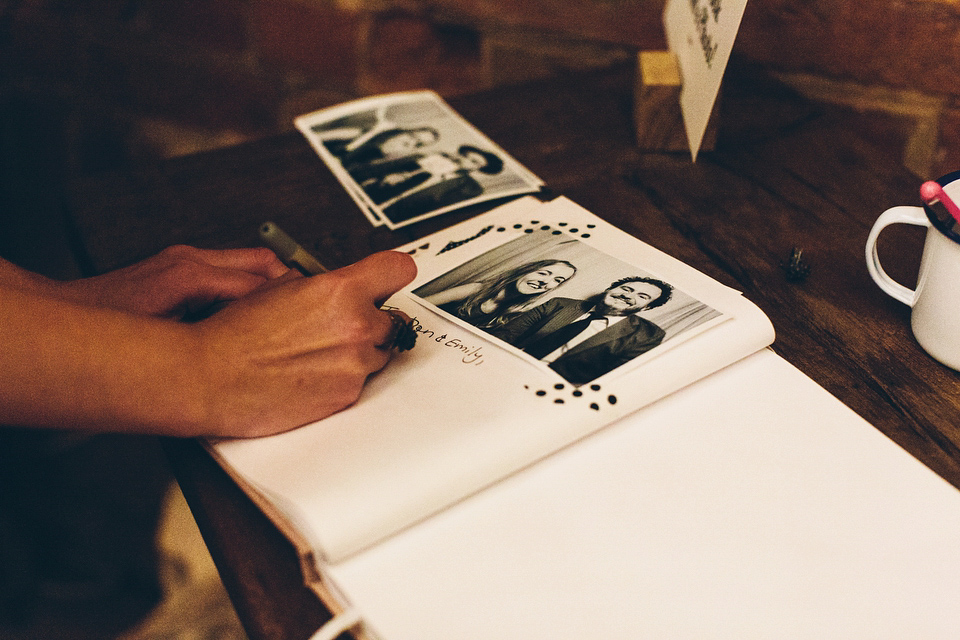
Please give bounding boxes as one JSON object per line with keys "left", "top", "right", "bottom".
{"left": 664, "top": 0, "right": 749, "bottom": 160}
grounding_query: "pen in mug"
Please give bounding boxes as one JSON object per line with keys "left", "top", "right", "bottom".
{"left": 259, "top": 221, "right": 328, "bottom": 275}
{"left": 919, "top": 180, "right": 960, "bottom": 226}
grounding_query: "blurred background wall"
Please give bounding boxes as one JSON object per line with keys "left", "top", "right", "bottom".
{"left": 4, "top": 0, "right": 960, "bottom": 179}
{"left": 5, "top": 0, "right": 960, "bottom": 281}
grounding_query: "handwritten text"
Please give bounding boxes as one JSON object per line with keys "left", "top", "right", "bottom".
{"left": 689, "top": 0, "right": 721, "bottom": 67}
{"left": 411, "top": 316, "right": 485, "bottom": 366}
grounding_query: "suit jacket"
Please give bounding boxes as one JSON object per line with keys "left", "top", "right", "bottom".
{"left": 350, "top": 155, "right": 484, "bottom": 216}
{"left": 349, "top": 155, "right": 429, "bottom": 203}
{"left": 311, "top": 111, "right": 379, "bottom": 160}
{"left": 492, "top": 297, "right": 665, "bottom": 385}
{"left": 382, "top": 172, "right": 483, "bottom": 223}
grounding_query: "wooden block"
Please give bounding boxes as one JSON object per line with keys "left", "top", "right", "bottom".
{"left": 634, "top": 51, "right": 719, "bottom": 153}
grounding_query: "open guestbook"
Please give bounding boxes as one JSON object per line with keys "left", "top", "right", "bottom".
{"left": 206, "top": 91, "right": 960, "bottom": 639}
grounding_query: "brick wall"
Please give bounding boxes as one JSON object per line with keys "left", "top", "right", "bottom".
{"left": 3, "top": 0, "right": 960, "bottom": 176}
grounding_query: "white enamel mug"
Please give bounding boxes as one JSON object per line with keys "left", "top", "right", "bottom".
{"left": 866, "top": 175, "right": 960, "bottom": 371}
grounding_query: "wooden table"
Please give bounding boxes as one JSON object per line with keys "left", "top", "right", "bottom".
{"left": 69, "top": 58, "right": 960, "bottom": 640}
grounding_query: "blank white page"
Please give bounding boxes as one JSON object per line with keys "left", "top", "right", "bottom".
{"left": 327, "top": 349, "right": 960, "bottom": 639}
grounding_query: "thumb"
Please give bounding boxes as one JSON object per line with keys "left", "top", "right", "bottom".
{"left": 336, "top": 251, "right": 418, "bottom": 305}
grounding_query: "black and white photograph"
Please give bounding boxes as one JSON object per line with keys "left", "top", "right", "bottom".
{"left": 413, "top": 230, "right": 724, "bottom": 385}
{"left": 296, "top": 91, "right": 544, "bottom": 229}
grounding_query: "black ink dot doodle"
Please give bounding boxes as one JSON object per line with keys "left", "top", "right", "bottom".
{"left": 541, "top": 225, "right": 551, "bottom": 231}
{"left": 530, "top": 220, "right": 540, "bottom": 224}
{"left": 581, "top": 233, "right": 591, "bottom": 238}
{"left": 558, "top": 222, "right": 568, "bottom": 226}
{"left": 587, "top": 224, "right": 596, "bottom": 228}
{"left": 497, "top": 227, "right": 506, "bottom": 232}
{"left": 525, "top": 380, "right": 609, "bottom": 410}
{"left": 552, "top": 231, "right": 562, "bottom": 235}
{"left": 406, "top": 242, "right": 431, "bottom": 256}
{"left": 513, "top": 223, "right": 523, "bottom": 229}
{"left": 438, "top": 226, "right": 493, "bottom": 254}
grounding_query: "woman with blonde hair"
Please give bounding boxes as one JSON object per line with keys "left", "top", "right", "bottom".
{"left": 424, "top": 259, "right": 577, "bottom": 329}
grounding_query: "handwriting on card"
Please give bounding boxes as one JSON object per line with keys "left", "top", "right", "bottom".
{"left": 690, "top": 0, "right": 723, "bottom": 67}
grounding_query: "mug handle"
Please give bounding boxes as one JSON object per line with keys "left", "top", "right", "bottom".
{"left": 865, "top": 205, "right": 930, "bottom": 306}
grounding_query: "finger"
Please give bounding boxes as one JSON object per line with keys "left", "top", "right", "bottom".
{"left": 375, "top": 309, "right": 416, "bottom": 352}
{"left": 184, "top": 265, "right": 278, "bottom": 307}
{"left": 252, "top": 267, "right": 302, "bottom": 294}
{"left": 384, "top": 308, "right": 411, "bottom": 323}
{"left": 366, "top": 341, "right": 395, "bottom": 374}
{"left": 189, "top": 247, "right": 289, "bottom": 279}
{"left": 376, "top": 309, "right": 402, "bottom": 350}
{"left": 335, "top": 251, "right": 417, "bottom": 306}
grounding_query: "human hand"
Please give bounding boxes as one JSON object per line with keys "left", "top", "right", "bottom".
{"left": 191, "top": 250, "right": 417, "bottom": 437}
{"left": 60, "top": 245, "right": 288, "bottom": 318}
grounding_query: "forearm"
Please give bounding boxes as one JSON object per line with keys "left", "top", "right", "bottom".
{"left": 0, "top": 249, "right": 417, "bottom": 438}
{"left": 0, "top": 285, "right": 208, "bottom": 435}
{"left": 0, "top": 256, "right": 64, "bottom": 296}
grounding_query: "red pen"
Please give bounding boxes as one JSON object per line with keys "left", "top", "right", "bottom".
{"left": 919, "top": 180, "right": 960, "bottom": 225}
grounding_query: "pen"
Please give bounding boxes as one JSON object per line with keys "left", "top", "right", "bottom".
{"left": 260, "top": 222, "right": 329, "bottom": 276}
{"left": 919, "top": 181, "right": 960, "bottom": 225}
{"left": 259, "top": 221, "right": 328, "bottom": 275}
{"left": 183, "top": 221, "right": 318, "bottom": 321}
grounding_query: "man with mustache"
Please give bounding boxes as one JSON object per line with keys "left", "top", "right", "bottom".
{"left": 492, "top": 276, "right": 673, "bottom": 385}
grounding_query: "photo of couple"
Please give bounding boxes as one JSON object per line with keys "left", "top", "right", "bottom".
{"left": 413, "top": 231, "right": 723, "bottom": 385}
{"left": 296, "top": 91, "right": 544, "bottom": 229}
